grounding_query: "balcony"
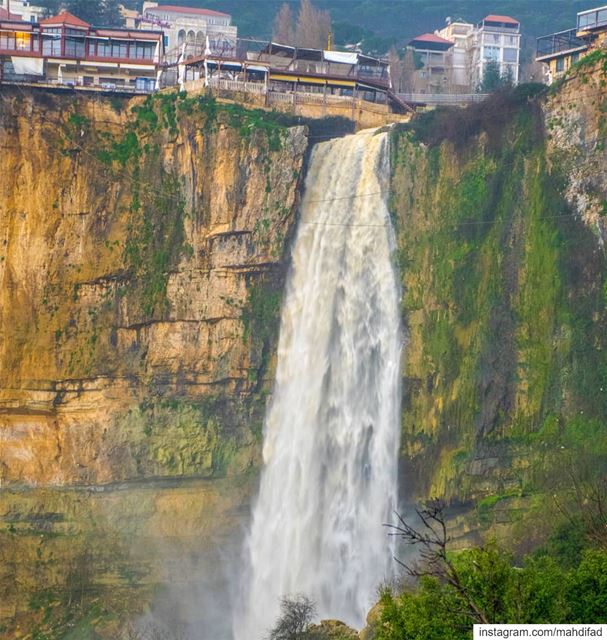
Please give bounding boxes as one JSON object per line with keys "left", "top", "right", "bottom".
{"left": 577, "top": 5, "right": 607, "bottom": 33}
{"left": 536, "top": 28, "right": 588, "bottom": 60}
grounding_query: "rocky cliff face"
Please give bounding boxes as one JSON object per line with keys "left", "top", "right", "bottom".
{"left": 2, "top": 56, "right": 607, "bottom": 638}
{"left": 391, "top": 56, "right": 607, "bottom": 550}
{"left": 0, "top": 89, "right": 308, "bottom": 487}
{"left": 0, "top": 87, "right": 307, "bottom": 637}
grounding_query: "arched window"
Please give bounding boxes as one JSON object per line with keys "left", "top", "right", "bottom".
{"left": 186, "top": 30, "right": 195, "bottom": 45}
{"left": 177, "top": 30, "right": 186, "bottom": 46}
{"left": 196, "top": 31, "right": 205, "bottom": 47}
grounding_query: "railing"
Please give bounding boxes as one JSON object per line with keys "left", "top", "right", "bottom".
{"left": 180, "top": 77, "right": 393, "bottom": 116}
{"left": 536, "top": 28, "right": 588, "bottom": 59}
{"left": 0, "top": 74, "right": 156, "bottom": 94}
{"left": 577, "top": 5, "right": 607, "bottom": 32}
{"left": 208, "top": 77, "right": 266, "bottom": 94}
{"left": 398, "top": 93, "right": 489, "bottom": 105}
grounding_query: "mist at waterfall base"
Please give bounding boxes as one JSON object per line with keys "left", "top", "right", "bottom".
{"left": 233, "top": 130, "right": 403, "bottom": 640}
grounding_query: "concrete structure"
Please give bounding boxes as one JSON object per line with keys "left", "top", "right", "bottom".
{"left": 405, "top": 14, "right": 520, "bottom": 94}
{"left": 0, "top": 0, "right": 45, "bottom": 23}
{"left": 468, "top": 15, "right": 521, "bottom": 88}
{"left": 536, "top": 4, "right": 607, "bottom": 84}
{"left": 139, "top": 3, "right": 237, "bottom": 61}
{"left": 407, "top": 33, "right": 454, "bottom": 93}
{"left": 536, "top": 28, "right": 589, "bottom": 84}
{"left": 436, "top": 19, "right": 475, "bottom": 90}
{"left": 0, "top": 10, "right": 164, "bottom": 92}
{"left": 180, "top": 39, "right": 412, "bottom": 126}
{"left": 181, "top": 40, "right": 409, "bottom": 113}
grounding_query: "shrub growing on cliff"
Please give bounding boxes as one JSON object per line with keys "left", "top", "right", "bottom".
{"left": 377, "top": 503, "right": 607, "bottom": 639}
{"left": 397, "top": 83, "right": 546, "bottom": 150}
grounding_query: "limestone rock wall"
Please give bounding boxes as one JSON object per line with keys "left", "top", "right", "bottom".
{"left": 0, "top": 87, "right": 308, "bottom": 638}
{"left": 0, "top": 88, "right": 307, "bottom": 487}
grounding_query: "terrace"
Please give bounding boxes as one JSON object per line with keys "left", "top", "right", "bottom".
{"left": 577, "top": 4, "right": 607, "bottom": 34}
{"left": 536, "top": 28, "right": 589, "bottom": 60}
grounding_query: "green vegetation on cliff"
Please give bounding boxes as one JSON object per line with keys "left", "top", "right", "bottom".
{"left": 390, "top": 86, "right": 607, "bottom": 546}
{"left": 378, "top": 544, "right": 607, "bottom": 639}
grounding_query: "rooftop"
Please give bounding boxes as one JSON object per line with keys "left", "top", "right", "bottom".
{"left": 40, "top": 11, "right": 91, "bottom": 28}
{"left": 410, "top": 32, "right": 454, "bottom": 45}
{"left": 483, "top": 14, "right": 520, "bottom": 25}
{"left": 147, "top": 5, "right": 230, "bottom": 18}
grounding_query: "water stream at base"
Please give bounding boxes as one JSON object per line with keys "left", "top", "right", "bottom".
{"left": 233, "top": 129, "right": 402, "bottom": 639}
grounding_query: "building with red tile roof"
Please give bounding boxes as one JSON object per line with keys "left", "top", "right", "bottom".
{"left": 39, "top": 10, "right": 90, "bottom": 28}
{"left": 0, "top": 10, "right": 164, "bottom": 92}
{"left": 483, "top": 15, "right": 520, "bottom": 26}
{"left": 405, "top": 12, "right": 522, "bottom": 93}
{"left": 409, "top": 33, "right": 455, "bottom": 49}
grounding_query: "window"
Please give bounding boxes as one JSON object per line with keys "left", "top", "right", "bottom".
{"left": 97, "top": 40, "right": 111, "bottom": 57}
{"left": 42, "top": 33, "right": 61, "bottom": 56}
{"left": 64, "top": 37, "right": 85, "bottom": 57}
{"left": 133, "top": 42, "right": 154, "bottom": 59}
{"left": 483, "top": 46, "right": 499, "bottom": 61}
{"left": 503, "top": 47, "right": 517, "bottom": 63}
{"left": 571, "top": 52, "right": 580, "bottom": 64}
{"left": 111, "top": 40, "right": 128, "bottom": 58}
{"left": 0, "top": 31, "right": 17, "bottom": 50}
{"left": 556, "top": 57, "right": 565, "bottom": 72}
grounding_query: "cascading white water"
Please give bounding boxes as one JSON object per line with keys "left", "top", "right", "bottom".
{"left": 233, "top": 130, "right": 402, "bottom": 639}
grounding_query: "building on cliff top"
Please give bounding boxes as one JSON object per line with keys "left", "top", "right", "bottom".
{"left": 180, "top": 39, "right": 411, "bottom": 115}
{"left": 407, "top": 33, "right": 455, "bottom": 94}
{"left": 0, "top": 9, "right": 164, "bottom": 91}
{"left": 536, "top": 4, "right": 607, "bottom": 84}
{"left": 130, "top": 2, "right": 237, "bottom": 63}
{"left": 402, "top": 14, "right": 520, "bottom": 98}
{"left": 0, "top": 0, "right": 45, "bottom": 23}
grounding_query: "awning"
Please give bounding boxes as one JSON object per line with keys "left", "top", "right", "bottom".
{"left": 329, "top": 79, "right": 355, "bottom": 87}
{"left": 323, "top": 50, "right": 358, "bottom": 65}
{"left": 246, "top": 64, "right": 268, "bottom": 72}
{"left": 270, "top": 73, "right": 298, "bottom": 82}
{"left": 11, "top": 56, "right": 44, "bottom": 76}
{"left": 356, "top": 82, "right": 381, "bottom": 91}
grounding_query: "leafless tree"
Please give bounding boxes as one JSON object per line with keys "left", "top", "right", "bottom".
{"left": 386, "top": 499, "right": 489, "bottom": 624}
{"left": 295, "top": 0, "right": 331, "bottom": 49}
{"left": 268, "top": 594, "right": 317, "bottom": 640}
{"left": 273, "top": 3, "right": 295, "bottom": 44}
{"left": 553, "top": 466, "right": 607, "bottom": 549}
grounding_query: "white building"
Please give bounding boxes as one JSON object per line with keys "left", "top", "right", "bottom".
{"left": 0, "top": 0, "right": 45, "bottom": 23}
{"left": 436, "top": 19, "right": 474, "bottom": 90}
{"left": 431, "top": 14, "right": 520, "bottom": 92}
{"left": 139, "top": 3, "right": 237, "bottom": 60}
{"left": 469, "top": 14, "right": 521, "bottom": 88}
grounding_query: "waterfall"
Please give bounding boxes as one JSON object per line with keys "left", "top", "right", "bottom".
{"left": 233, "top": 130, "right": 402, "bottom": 639}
